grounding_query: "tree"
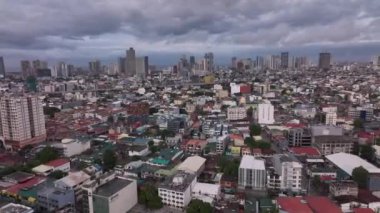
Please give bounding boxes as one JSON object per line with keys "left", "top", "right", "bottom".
{"left": 48, "top": 170, "right": 67, "bottom": 179}
{"left": 107, "top": 115, "right": 114, "bottom": 124}
{"left": 352, "top": 142, "right": 360, "bottom": 155}
{"left": 43, "top": 107, "right": 61, "bottom": 118}
{"left": 360, "top": 144, "right": 375, "bottom": 162}
{"left": 250, "top": 124, "right": 262, "bottom": 136}
{"left": 35, "top": 146, "right": 59, "bottom": 163}
{"left": 244, "top": 137, "right": 254, "bottom": 146}
{"left": 102, "top": 149, "right": 117, "bottom": 171}
{"left": 138, "top": 184, "right": 163, "bottom": 209}
{"left": 160, "top": 129, "right": 175, "bottom": 140}
{"left": 187, "top": 199, "right": 212, "bottom": 213}
{"left": 352, "top": 166, "right": 369, "bottom": 188}
{"left": 353, "top": 119, "right": 364, "bottom": 129}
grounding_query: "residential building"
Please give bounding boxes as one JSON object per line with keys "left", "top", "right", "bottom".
{"left": 287, "top": 128, "right": 312, "bottom": 147}
{"left": 118, "top": 57, "right": 126, "bottom": 74}
{"left": 257, "top": 103, "right": 275, "bottom": 125}
{"left": 238, "top": 155, "right": 266, "bottom": 189}
{"left": 136, "top": 57, "right": 147, "bottom": 79}
{"left": 55, "top": 171, "right": 91, "bottom": 203}
{"left": 57, "top": 138, "right": 91, "bottom": 157}
{"left": 314, "top": 135, "right": 354, "bottom": 155}
{"left": 21, "top": 60, "right": 33, "bottom": 78}
{"left": 37, "top": 187, "right": 75, "bottom": 212}
{"left": 0, "top": 203, "right": 34, "bottom": 213}
{"left": 270, "top": 154, "right": 303, "bottom": 192}
{"left": 158, "top": 171, "right": 197, "bottom": 209}
{"left": 181, "top": 139, "right": 207, "bottom": 155}
{"left": 192, "top": 182, "right": 220, "bottom": 204}
{"left": 319, "top": 52, "right": 331, "bottom": 71}
{"left": 329, "top": 181, "right": 359, "bottom": 197}
{"left": 348, "top": 106, "right": 374, "bottom": 121}
{"left": 325, "top": 112, "right": 337, "bottom": 125}
{"left": 0, "top": 95, "right": 46, "bottom": 149}
{"left": 373, "top": 55, "right": 380, "bottom": 70}
{"left": 82, "top": 173, "right": 137, "bottom": 213}
{"left": 227, "top": 107, "right": 246, "bottom": 121}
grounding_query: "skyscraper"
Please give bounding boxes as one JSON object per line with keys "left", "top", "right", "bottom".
{"left": 57, "top": 62, "right": 68, "bottom": 78}
{"left": 280, "top": 52, "right": 289, "bottom": 69}
{"left": 144, "top": 56, "right": 149, "bottom": 77}
{"left": 372, "top": 55, "right": 380, "bottom": 70}
{"left": 136, "top": 57, "right": 147, "bottom": 79}
{"left": 319, "top": 52, "right": 331, "bottom": 71}
{"left": 0, "top": 95, "right": 46, "bottom": 149}
{"left": 32, "top": 60, "right": 48, "bottom": 70}
{"left": 126, "top": 47, "right": 136, "bottom": 76}
{"left": 118, "top": 57, "right": 126, "bottom": 74}
{"left": 89, "top": 60, "right": 101, "bottom": 73}
{"left": 0, "top": 57, "right": 5, "bottom": 78}
{"left": 189, "top": 56, "right": 195, "bottom": 67}
{"left": 231, "top": 57, "right": 237, "bottom": 69}
{"left": 21, "top": 60, "right": 33, "bottom": 78}
{"left": 204, "top": 52, "right": 214, "bottom": 72}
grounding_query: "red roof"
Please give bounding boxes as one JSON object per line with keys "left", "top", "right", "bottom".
{"left": 305, "top": 196, "right": 342, "bottom": 213}
{"left": 354, "top": 208, "right": 375, "bottom": 213}
{"left": 285, "top": 123, "right": 306, "bottom": 128}
{"left": 290, "top": 147, "right": 321, "bottom": 156}
{"left": 277, "top": 197, "right": 313, "bottom": 213}
{"left": 45, "top": 159, "right": 70, "bottom": 168}
{"left": 230, "top": 134, "right": 244, "bottom": 140}
{"left": 6, "top": 177, "right": 46, "bottom": 194}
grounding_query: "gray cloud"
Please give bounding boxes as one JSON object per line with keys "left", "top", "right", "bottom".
{"left": 1, "top": 0, "right": 380, "bottom": 68}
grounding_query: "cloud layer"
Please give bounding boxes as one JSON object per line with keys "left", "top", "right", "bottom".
{"left": 1, "top": 0, "right": 380, "bottom": 68}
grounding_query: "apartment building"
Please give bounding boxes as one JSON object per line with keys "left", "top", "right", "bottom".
{"left": 227, "top": 107, "right": 246, "bottom": 121}
{"left": 257, "top": 103, "right": 275, "bottom": 125}
{"left": 0, "top": 95, "right": 46, "bottom": 149}
{"left": 314, "top": 135, "right": 354, "bottom": 155}
{"left": 268, "top": 154, "right": 303, "bottom": 192}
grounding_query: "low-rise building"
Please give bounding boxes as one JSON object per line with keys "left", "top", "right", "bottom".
{"left": 192, "top": 182, "right": 220, "bottom": 204}
{"left": 158, "top": 171, "right": 197, "bottom": 209}
{"left": 269, "top": 154, "right": 303, "bottom": 192}
{"left": 227, "top": 107, "right": 246, "bottom": 121}
{"left": 37, "top": 187, "right": 75, "bottom": 212}
{"left": 314, "top": 135, "right": 355, "bottom": 155}
{"left": 177, "top": 156, "right": 206, "bottom": 176}
{"left": 330, "top": 181, "right": 359, "bottom": 197}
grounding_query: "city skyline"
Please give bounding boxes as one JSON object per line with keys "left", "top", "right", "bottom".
{"left": 1, "top": 0, "right": 380, "bottom": 70}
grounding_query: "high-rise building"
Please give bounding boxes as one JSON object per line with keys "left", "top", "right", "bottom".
{"left": 21, "top": 60, "right": 33, "bottom": 78}
{"left": 189, "top": 56, "right": 195, "bottom": 68}
{"left": 0, "top": 95, "right": 46, "bottom": 149}
{"left": 0, "top": 57, "right": 5, "bottom": 78}
{"left": 204, "top": 52, "right": 214, "bottom": 72}
{"left": 118, "top": 57, "right": 126, "bottom": 74}
{"left": 319, "top": 52, "right": 331, "bottom": 71}
{"left": 294, "top": 57, "right": 308, "bottom": 70}
{"left": 32, "top": 60, "right": 48, "bottom": 70}
{"left": 144, "top": 56, "right": 149, "bottom": 77}
{"left": 231, "top": 57, "right": 237, "bottom": 69}
{"left": 135, "top": 57, "right": 147, "bottom": 79}
{"left": 57, "top": 62, "right": 68, "bottom": 78}
{"left": 373, "top": 55, "right": 380, "bottom": 70}
{"left": 126, "top": 47, "right": 136, "bottom": 76}
{"left": 269, "top": 55, "right": 281, "bottom": 70}
{"left": 89, "top": 60, "right": 101, "bottom": 73}
{"left": 280, "top": 52, "right": 289, "bottom": 69}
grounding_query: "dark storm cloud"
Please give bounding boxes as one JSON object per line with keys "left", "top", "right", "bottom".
{"left": 1, "top": 0, "right": 380, "bottom": 66}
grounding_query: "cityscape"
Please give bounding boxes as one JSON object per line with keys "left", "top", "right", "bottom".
{"left": 1, "top": 1, "right": 380, "bottom": 213}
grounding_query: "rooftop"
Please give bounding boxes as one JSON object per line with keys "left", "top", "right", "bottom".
{"left": 94, "top": 178, "right": 132, "bottom": 197}
{"left": 277, "top": 197, "right": 313, "bottom": 213}
{"left": 177, "top": 156, "right": 206, "bottom": 173}
{"left": 326, "top": 152, "right": 380, "bottom": 175}
{"left": 45, "top": 158, "right": 70, "bottom": 167}
{"left": 239, "top": 155, "right": 265, "bottom": 170}
{"left": 290, "top": 147, "right": 321, "bottom": 156}
{"left": 159, "top": 171, "right": 196, "bottom": 192}
{"left": 304, "top": 196, "right": 342, "bottom": 213}
{"left": 0, "top": 203, "right": 33, "bottom": 213}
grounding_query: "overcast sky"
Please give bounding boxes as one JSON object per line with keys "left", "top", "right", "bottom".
{"left": 1, "top": 0, "right": 380, "bottom": 70}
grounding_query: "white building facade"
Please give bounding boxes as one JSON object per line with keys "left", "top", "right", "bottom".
{"left": 257, "top": 103, "right": 275, "bottom": 124}
{"left": 238, "top": 156, "right": 266, "bottom": 189}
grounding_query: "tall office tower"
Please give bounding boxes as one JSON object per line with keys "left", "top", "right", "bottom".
{"left": 270, "top": 55, "right": 281, "bottom": 70}
{"left": 118, "top": 57, "right": 126, "bottom": 74}
{"left": 319, "top": 52, "right": 331, "bottom": 71}
{"left": 89, "top": 60, "right": 101, "bottom": 73}
{"left": 32, "top": 60, "right": 48, "bottom": 70}
{"left": 144, "top": 56, "right": 149, "bottom": 76}
{"left": 21, "top": 60, "right": 33, "bottom": 78}
{"left": 0, "top": 95, "right": 46, "bottom": 149}
{"left": 256, "top": 56, "right": 264, "bottom": 70}
{"left": 204, "top": 52, "right": 214, "bottom": 72}
{"left": 136, "top": 57, "right": 147, "bottom": 79}
{"left": 280, "top": 52, "right": 289, "bottom": 69}
{"left": 57, "top": 62, "right": 68, "bottom": 78}
{"left": 231, "top": 57, "right": 237, "bottom": 69}
{"left": 126, "top": 47, "right": 136, "bottom": 76}
{"left": 372, "top": 55, "right": 380, "bottom": 70}
{"left": 0, "top": 57, "right": 5, "bottom": 78}
{"left": 189, "top": 56, "right": 195, "bottom": 68}
{"left": 67, "top": 64, "right": 75, "bottom": 76}
{"left": 294, "top": 57, "right": 308, "bottom": 70}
